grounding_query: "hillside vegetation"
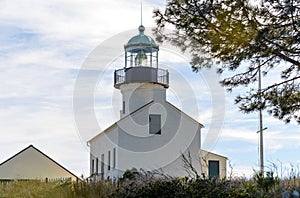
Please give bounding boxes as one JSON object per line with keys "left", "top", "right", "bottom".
{"left": 0, "top": 170, "right": 300, "bottom": 198}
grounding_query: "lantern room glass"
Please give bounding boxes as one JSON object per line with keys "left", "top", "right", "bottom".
{"left": 135, "top": 50, "right": 148, "bottom": 66}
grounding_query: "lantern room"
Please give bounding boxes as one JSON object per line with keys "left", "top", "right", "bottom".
{"left": 114, "top": 25, "right": 169, "bottom": 89}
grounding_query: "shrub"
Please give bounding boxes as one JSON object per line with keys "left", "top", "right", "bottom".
{"left": 0, "top": 170, "right": 299, "bottom": 197}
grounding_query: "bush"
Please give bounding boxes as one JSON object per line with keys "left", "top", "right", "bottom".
{"left": 0, "top": 171, "right": 299, "bottom": 197}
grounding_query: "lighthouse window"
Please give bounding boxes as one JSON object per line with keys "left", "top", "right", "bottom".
{"left": 91, "top": 159, "right": 94, "bottom": 174}
{"left": 101, "top": 154, "right": 104, "bottom": 174}
{"left": 122, "top": 101, "right": 125, "bottom": 114}
{"left": 113, "top": 148, "right": 116, "bottom": 169}
{"left": 108, "top": 150, "right": 111, "bottom": 170}
{"left": 96, "top": 158, "right": 99, "bottom": 174}
{"left": 149, "top": 114, "right": 161, "bottom": 135}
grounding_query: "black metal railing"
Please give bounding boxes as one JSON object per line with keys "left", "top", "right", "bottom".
{"left": 157, "top": 68, "right": 169, "bottom": 86}
{"left": 114, "top": 69, "right": 125, "bottom": 85}
{"left": 114, "top": 67, "right": 169, "bottom": 88}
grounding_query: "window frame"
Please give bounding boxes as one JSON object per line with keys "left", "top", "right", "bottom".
{"left": 149, "top": 114, "right": 161, "bottom": 135}
{"left": 108, "top": 150, "right": 111, "bottom": 171}
{"left": 91, "top": 159, "right": 95, "bottom": 174}
{"left": 113, "top": 148, "right": 116, "bottom": 169}
{"left": 122, "top": 101, "right": 125, "bottom": 114}
{"left": 96, "top": 158, "right": 99, "bottom": 174}
{"left": 101, "top": 154, "right": 104, "bottom": 174}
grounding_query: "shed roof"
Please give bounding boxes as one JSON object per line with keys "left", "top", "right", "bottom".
{"left": 201, "top": 149, "right": 228, "bottom": 160}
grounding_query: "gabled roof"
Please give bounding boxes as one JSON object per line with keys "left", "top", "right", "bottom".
{"left": 88, "top": 100, "right": 205, "bottom": 143}
{"left": 0, "top": 145, "right": 79, "bottom": 180}
{"left": 201, "top": 149, "right": 228, "bottom": 160}
{"left": 166, "top": 101, "right": 204, "bottom": 128}
{"left": 88, "top": 100, "right": 155, "bottom": 143}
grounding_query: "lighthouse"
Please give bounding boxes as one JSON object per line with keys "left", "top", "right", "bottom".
{"left": 114, "top": 24, "right": 169, "bottom": 118}
{"left": 88, "top": 24, "right": 227, "bottom": 181}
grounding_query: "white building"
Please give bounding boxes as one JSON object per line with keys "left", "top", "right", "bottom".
{"left": 200, "top": 150, "right": 228, "bottom": 178}
{"left": 88, "top": 24, "right": 226, "bottom": 181}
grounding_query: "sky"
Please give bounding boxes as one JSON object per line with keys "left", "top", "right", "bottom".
{"left": 0, "top": 0, "right": 299, "bottom": 178}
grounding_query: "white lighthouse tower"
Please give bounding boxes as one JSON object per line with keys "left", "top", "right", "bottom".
{"left": 114, "top": 24, "right": 169, "bottom": 118}
{"left": 88, "top": 24, "right": 227, "bottom": 181}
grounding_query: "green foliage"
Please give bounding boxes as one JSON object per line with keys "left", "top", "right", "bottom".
{"left": 0, "top": 172, "right": 298, "bottom": 197}
{"left": 154, "top": 0, "right": 300, "bottom": 124}
{"left": 0, "top": 180, "right": 74, "bottom": 198}
{"left": 112, "top": 178, "right": 187, "bottom": 198}
{"left": 186, "top": 177, "right": 232, "bottom": 197}
{"left": 253, "top": 171, "right": 280, "bottom": 194}
{"left": 72, "top": 180, "right": 115, "bottom": 198}
{"left": 231, "top": 181, "right": 258, "bottom": 197}
{"left": 120, "top": 168, "right": 139, "bottom": 181}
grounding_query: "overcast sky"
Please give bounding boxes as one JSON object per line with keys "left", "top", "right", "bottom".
{"left": 0, "top": 0, "right": 299, "bottom": 178}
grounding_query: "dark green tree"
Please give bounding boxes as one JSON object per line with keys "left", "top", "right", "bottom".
{"left": 154, "top": 0, "right": 300, "bottom": 123}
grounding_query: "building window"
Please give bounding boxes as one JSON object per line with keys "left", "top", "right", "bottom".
{"left": 208, "top": 160, "right": 220, "bottom": 178}
{"left": 91, "top": 159, "right": 94, "bottom": 174}
{"left": 149, "top": 114, "right": 161, "bottom": 134}
{"left": 96, "top": 158, "right": 99, "bottom": 174}
{"left": 122, "top": 101, "right": 125, "bottom": 114}
{"left": 101, "top": 154, "right": 104, "bottom": 174}
{"left": 113, "top": 148, "right": 116, "bottom": 169}
{"left": 108, "top": 150, "right": 111, "bottom": 170}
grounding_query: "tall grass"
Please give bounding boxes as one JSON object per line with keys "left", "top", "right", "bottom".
{"left": 1, "top": 163, "right": 300, "bottom": 198}
{"left": 0, "top": 180, "right": 73, "bottom": 198}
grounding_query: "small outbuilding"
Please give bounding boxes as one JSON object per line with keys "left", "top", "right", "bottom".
{"left": 200, "top": 150, "right": 227, "bottom": 178}
{"left": 0, "top": 145, "right": 79, "bottom": 182}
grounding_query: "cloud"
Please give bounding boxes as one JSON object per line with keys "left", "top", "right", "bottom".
{"left": 0, "top": 104, "right": 88, "bottom": 175}
{"left": 230, "top": 165, "right": 256, "bottom": 178}
{"left": 0, "top": 0, "right": 161, "bottom": 44}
